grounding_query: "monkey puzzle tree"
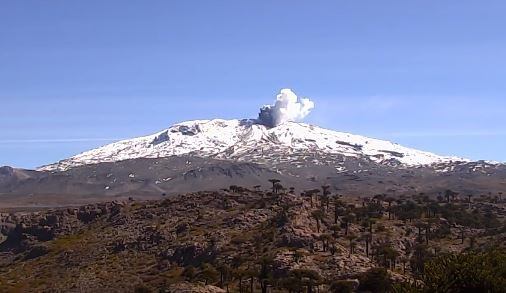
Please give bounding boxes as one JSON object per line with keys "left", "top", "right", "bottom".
{"left": 346, "top": 233, "right": 357, "bottom": 256}
{"left": 385, "top": 197, "right": 395, "bottom": 220}
{"left": 304, "top": 189, "right": 320, "bottom": 207}
{"left": 467, "top": 194, "right": 473, "bottom": 209}
{"left": 330, "top": 224, "right": 341, "bottom": 239}
{"left": 459, "top": 226, "right": 466, "bottom": 244}
{"left": 319, "top": 233, "right": 333, "bottom": 252}
{"left": 342, "top": 212, "right": 355, "bottom": 236}
{"left": 444, "top": 189, "right": 458, "bottom": 203}
{"left": 410, "top": 243, "right": 432, "bottom": 275}
{"left": 385, "top": 246, "right": 400, "bottom": 269}
{"left": 311, "top": 209, "right": 325, "bottom": 233}
{"left": 362, "top": 232, "right": 373, "bottom": 257}
{"left": 400, "top": 256, "right": 409, "bottom": 274}
{"left": 469, "top": 235, "right": 476, "bottom": 249}
{"left": 328, "top": 238, "right": 339, "bottom": 256}
{"left": 308, "top": 188, "right": 322, "bottom": 206}
{"left": 321, "top": 184, "right": 331, "bottom": 210}
{"left": 423, "top": 222, "right": 431, "bottom": 245}
{"left": 333, "top": 197, "right": 344, "bottom": 224}
{"left": 200, "top": 263, "right": 220, "bottom": 285}
{"left": 233, "top": 267, "right": 248, "bottom": 293}
{"left": 414, "top": 221, "right": 425, "bottom": 239}
{"left": 244, "top": 266, "right": 256, "bottom": 293}
{"left": 322, "top": 184, "right": 331, "bottom": 197}
{"left": 258, "top": 256, "right": 274, "bottom": 293}
{"left": 428, "top": 201, "right": 440, "bottom": 218}
{"left": 217, "top": 262, "right": 232, "bottom": 290}
{"left": 268, "top": 179, "right": 281, "bottom": 194}
{"left": 274, "top": 182, "right": 284, "bottom": 195}
{"left": 287, "top": 269, "right": 322, "bottom": 293}
{"left": 424, "top": 218, "right": 438, "bottom": 245}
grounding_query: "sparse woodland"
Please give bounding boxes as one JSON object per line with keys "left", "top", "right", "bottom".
{"left": 0, "top": 181, "right": 505, "bottom": 292}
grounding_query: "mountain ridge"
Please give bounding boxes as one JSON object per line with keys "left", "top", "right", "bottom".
{"left": 39, "top": 119, "right": 468, "bottom": 171}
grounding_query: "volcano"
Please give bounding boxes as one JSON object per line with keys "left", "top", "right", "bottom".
{"left": 40, "top": 119, "right": 466, "bottom": 171}
{"left": 1, "top": 119, "right": 505, "bottom": 208}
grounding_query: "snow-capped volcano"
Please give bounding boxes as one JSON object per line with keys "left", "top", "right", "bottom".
{"left": 40, "top": 119, "right": 466, "bottom": 171}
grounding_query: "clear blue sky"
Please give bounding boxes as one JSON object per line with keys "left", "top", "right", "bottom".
{"left": 1, "top": 0, "right": 506, "bottom": 169}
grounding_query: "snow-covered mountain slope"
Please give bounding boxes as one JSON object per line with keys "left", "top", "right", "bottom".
{"left": 39, "top": 119, "right": 467, "bottom": 171}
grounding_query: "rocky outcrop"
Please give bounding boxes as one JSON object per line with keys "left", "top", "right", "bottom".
{"left": 0, "top": 189, "right": 502, "bottom": 291}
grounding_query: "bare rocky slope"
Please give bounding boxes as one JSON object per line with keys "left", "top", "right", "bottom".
{"left": 1, "top": 154, "right": 506, "bottom": 208}
{"left": 0, "top": 187, "right": 504, "bottom": 291}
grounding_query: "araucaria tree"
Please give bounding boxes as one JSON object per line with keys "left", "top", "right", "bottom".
{"left": 268, "top": 179, "right": 281, "bottom": 194}
{"left": 311, "top": 210, "right": 325, "bottom": 233}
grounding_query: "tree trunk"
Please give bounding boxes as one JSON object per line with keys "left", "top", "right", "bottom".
{"left": 261, "top": 280, "right": 267, "bottom": 293}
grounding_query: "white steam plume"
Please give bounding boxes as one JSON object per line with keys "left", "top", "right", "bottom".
{"left": 258, "top": 89, "right": 315, "bottom": 127}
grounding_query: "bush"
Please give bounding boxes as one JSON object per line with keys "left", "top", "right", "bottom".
{"left": 422, "top": 249, "right": 506, "bottom": 292}
{"left": 358, "top": 268, "right": 392, "bottom": 293}
{"left": 182, "top": 266, "right": 197, "bottom": 282}
{"left": 199, "top": 263, "right": 219, "bottom": 285}
{"left": 329, "top": 280, "right": 356, "bottom": 293}
{"left": 394, "top": 249, "right": 506, "bottom": 293}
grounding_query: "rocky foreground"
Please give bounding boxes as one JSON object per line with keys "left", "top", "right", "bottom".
{"left": 0, "top": 187, "right": 505, "bottom": 292}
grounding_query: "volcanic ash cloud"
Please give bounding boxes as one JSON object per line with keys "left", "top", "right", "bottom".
{"left": 258, "top": 89, "right": 315, "bottom": 127}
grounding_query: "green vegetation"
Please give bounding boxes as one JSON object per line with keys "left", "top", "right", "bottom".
{"left": 395, "top": 249, "right": 506, "bottom": 293}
